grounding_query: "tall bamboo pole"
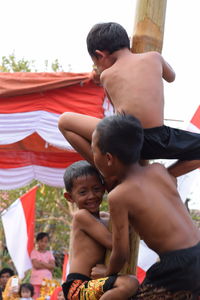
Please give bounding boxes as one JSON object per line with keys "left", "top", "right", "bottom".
{"left": 105, "top": 0, "right": 168, "bottom": 277}
{"left": 121, "top": 0, "right": 167, "bottom": 275}
{"left": 132, "top": 0, "right": 167, "bottom": 54}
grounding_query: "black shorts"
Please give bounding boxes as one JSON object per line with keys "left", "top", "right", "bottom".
{"left": 141, "top": 125, "right": 200, "bottom": 160}
{"left": 143, "top": 242, "right": 200, "bottom": 294}
{"left": 62, "top": 273, "right": 117, "bottom": 300}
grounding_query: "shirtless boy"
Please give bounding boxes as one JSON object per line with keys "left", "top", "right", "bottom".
{"left": 90, "top": 114, "right": 200, "bottom": 299}
{"left": 62, "top": 160, "right": 138, "bottom": 300}
{"left": 58, "top": 22, "right": 200, "bottom": 178}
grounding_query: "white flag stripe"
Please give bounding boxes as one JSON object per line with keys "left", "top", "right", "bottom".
{"left": 138, "top": 240, "right": 158, "bottom": 271}
{"left": 2, "top": 198, "right": 32, "bottom": 278}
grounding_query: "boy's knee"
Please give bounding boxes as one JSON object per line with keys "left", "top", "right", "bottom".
{"left": 115, "top": 275, "right": 139, "bottom": 295}
{"left": 58, "top": 112, "right": 75, "bottom": 131}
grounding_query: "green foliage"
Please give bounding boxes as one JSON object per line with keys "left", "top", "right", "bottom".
{"left": 0, "top": 181, "right": 73, "bottom": 278}
{"left": 51, "top": 59, "right": 63, "bottom": 72}
{"left": 0, "top": 53, "right": 34, "bottom": 72}
{"left": 0, "top": 53, "right": 64, "bottom": 72}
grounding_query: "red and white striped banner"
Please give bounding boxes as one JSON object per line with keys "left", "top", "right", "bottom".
{"left": 1, "top": 186, "right": 38, "bottom": 278}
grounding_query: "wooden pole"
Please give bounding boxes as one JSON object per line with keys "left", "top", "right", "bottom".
{"left": 132, "top": 0, "right": 167, "bottom": 53}
{"left": 124, "top": 0, "right": 168, "bottom": 275}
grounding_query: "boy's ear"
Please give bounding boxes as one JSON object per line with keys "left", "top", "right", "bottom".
{"left": 64, "top": 191, "right": 74, "bottom": 203}
{"left": 95, "top": 50, "right": 107, "bottom": 59}
{"left": 106, "top": 152, "right": 114, "bottom": 167}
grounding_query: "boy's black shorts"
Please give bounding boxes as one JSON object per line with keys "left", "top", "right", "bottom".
{"left": 141, "top": 125, "right": 200, "bottom": 160}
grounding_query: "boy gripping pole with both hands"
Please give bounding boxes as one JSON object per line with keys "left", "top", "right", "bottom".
{"left": 58, "top": 22, "right": 200, "bottom": 179}
{"left": 62, "top": 160, "right": 138, "bottom": 300}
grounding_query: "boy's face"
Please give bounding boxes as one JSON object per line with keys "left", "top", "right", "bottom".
{"left": 67, "top": 174, "right": 104, "bottom": 214}
{"left": 21, "top": 288, "right": 31, "bottom": 298}
{"left": 0, "top": 272, "right": 11, "bottom": 288}
{"left": 37, "top": 236, "right": 49, "bottom": 251}
{"left": 91, "top": 130, "right": 111, "bottom": 178}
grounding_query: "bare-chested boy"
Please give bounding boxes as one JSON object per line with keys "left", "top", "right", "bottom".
{"left": 90, "top": 114, "right": 200, "bottom": 299}
{"left": 62, "top": 160, "right": 138, "bottom": 300}
{"left": 58, "top": 22, "right": 200, "bottom": 178}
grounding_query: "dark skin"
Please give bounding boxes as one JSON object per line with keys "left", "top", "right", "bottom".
{"left": 58, "top": 48, "right": 200, "bottom": 177}
{"left": 64, "top": 174, "right": 138, "bottom": 300}
{"left": 58, "top": 112, "right": 200, "bottom": 179}
{"left": 91, "top": 130, "right": 200, "bottom": 276}
{"left": 0, "top": 273, "right": 12, "bottom": 290}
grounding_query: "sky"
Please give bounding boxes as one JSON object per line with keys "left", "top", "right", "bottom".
{"left": 0, "top": 0, "right": 199, "bottom": 208}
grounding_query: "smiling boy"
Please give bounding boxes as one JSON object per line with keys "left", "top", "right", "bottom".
{"left": 62, "top": 160, "right": 138, "bottom": 300}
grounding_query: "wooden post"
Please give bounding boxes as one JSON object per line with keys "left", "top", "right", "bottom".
{"left": 105, "top": 0, "right": 167, "bottom": 274}
{"left": 132, "top": 0, "right": 167, "bottom": 54}
{"left": 122, "top": 0, "right": 168, "bottom": 275}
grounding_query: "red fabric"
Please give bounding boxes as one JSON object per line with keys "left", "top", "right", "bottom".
{"left": 191, "top": 105, "right": 200, "bottom": 129}
{"left": 0, "top": 79, "right": 105, "bottom": 117}
{"left": 0, "top": 150, "right": 82, "bottom": 168}
{"left": 0, "top": 72, "right": 104, "bottom": 172}
{"left": 50, "top": 286, "right": 62, "bottom": 300}
{"left": 136, "top": 266, "right": 146, "bottom": 284}
{"left": 0, "top": 72, "right": 93, "bottom": 97}
{"left": 0, "top": 134, "right": 83, "bottom": 168}
{"left": 20, "top": 186, "right": 38, "bottom": 255}
{"left": 62, "top": 253, "right": 69, "bottom": 282}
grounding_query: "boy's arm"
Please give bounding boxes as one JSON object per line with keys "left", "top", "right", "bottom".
{"left": 161, "top": 55, "right": 176, "bottom": 83}
{"left": 58, "top": 112, "right": 100, "bottom": 165}
{"left": 41, "top": 259, "right": 55, "bottom": 271}
{"left": 31, "top": 259, "right": 46, "bottom": 269}
{"left": 74, "top": 209, "right": 112, "bottom": 250}
{"left": 106, "top": 193, "right": 130, "bottom": 275}
{"left": 168, "top": 159, "right": 200, "bottom": 177}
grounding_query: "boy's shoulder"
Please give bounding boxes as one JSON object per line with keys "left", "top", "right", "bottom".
{"left": 108, "top": 164, "right": 168, "bottom": 200}
{"left": 72, "top": 209, "right": 100, "bottom": 226}
{"left": 73, "top": 208, "right": 93, "bottom": 220}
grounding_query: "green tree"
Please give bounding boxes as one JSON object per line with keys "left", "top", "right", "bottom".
{"left": 0, "top": 182, "right": 74, "bottom": 278}
{"left": 0, "top": 52, "right": 64, "bottom": 72}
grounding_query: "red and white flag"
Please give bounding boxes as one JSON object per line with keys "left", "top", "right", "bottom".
{"left": 1, "top": 185, "right": 38, "bottom": 278}
{"left": 137, "top": 240, "right": 158, "bottom": 283}
{"left": 62, "top": 253, "right": 70, "bottom": 283}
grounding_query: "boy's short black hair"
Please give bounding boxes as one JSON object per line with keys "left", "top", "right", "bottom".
{"left": 0, "top": 268, "right": 14, "bottom": 277}
{"left": 19, "top": 283, "right": 34, "bottom": 297}
{"left": 87, "top": 22, "right": 130, "bottom": 57}
{"left": 63, "top": 160, "right": 103, "bottom": 192}
{"left": 96, "top": 114, "right": 143, "bottom": 165}
{"left": 36, "top": 232, "right": 49, "bottom": 242}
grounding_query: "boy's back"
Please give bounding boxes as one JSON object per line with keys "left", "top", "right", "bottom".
{"left": 108, "top": 163, "right": 200, "bottom": 255}
{"left": 101, "top": 51, "right": 174, "bottom": 128}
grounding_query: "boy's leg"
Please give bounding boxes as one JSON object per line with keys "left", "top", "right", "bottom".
{"left": 58, "top": 112, "right": 100, "bottom": 164}
{"left": 168, "top": 159, "right": 200, "bottom": 177}
{"left": 100, "top": 275, "right": 138, "bottom": 300}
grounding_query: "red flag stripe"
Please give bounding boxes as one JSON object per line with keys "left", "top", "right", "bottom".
{"left": 136, "top": 266, "right": 146, "bottom": 283}
{"left": 20, "top": 186, "right": 38, "bottom": 255}
{"left": 62, "top": 253, "right": 69, "bottom": 282}
{"left": 191, "top": 105, "right": 200, "bottom": 129}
